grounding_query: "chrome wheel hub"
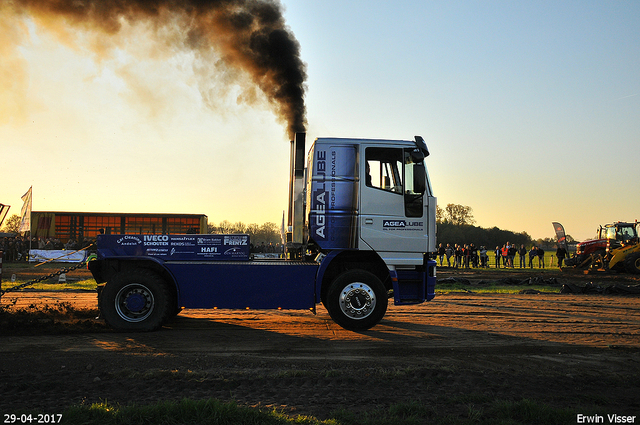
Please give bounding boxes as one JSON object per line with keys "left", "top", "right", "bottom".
{"left": 339, "top": 282, "right": 376, "bottom": 320}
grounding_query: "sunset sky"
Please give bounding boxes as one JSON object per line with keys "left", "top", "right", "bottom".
{"left": 1, "top": 0, "right": 638, "bottom": 242}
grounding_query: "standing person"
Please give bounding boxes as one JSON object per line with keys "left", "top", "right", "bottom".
{"left": 463, "top": 244, "right": 470, "bottom": 268}
{"left": 480, "top": 246, "right": 488, "bottom": 268}
{"left": 508, "top": 244, "right": 517, "bottom": 268}
{"left": 494, "top": 246, "right": 501, "bottom": 268}
{"left": 556, "top": 245, "right": 567, "bottom": 268}
{"left": 437, "top": 243, "right": 445, "bottom": 266}
{"left": 537, "top": 246, "right": 545, "bottom": 268}
{"left": 501, "top": 244, "right": 509, "bottom": 267}
{"left": 519, "top": 244, "right": 527, "bottom": 268}
{"left": 469, "top": 243, "right": 478, "bottom": 268}
{"left": 529, "top": 246, "right": 538, "bottom": 268}
{"left": 445, "top": 244, "right": 454, "bottom": 267}
{"left": 455, "top": 244, "right": 463, "bottom": 269}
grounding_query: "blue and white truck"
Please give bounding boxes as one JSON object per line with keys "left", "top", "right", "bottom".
{"left": 89, "top": 133, "right": 437, "bottom": 331}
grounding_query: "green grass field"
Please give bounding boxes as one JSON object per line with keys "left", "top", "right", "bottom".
{"left": 57, "top": 397, "right": 581, "bottom": 425}
{"left": 1, "top": 261, "right": 97, "bottom": 292}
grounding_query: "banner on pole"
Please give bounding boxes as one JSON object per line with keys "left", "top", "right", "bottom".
{"left": 18, "top": 187, "right": 32, "bottom": 233}
{"left": 552, "top": 222, "right": 568, "bottom": 251}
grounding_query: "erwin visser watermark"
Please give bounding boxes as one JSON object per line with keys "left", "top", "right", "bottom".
{"left": 577, "top": 414, "right": 636, "bottom": 424}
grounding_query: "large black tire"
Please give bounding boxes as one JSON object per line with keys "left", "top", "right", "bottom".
{"left": 99, "top": 268, "right": 172, "bottom": 331}
{"left": 324, "top": 270, "right": 387, "bottom": 331}
{"left": 624, "top": 252, "right": 640, "bottom": 274}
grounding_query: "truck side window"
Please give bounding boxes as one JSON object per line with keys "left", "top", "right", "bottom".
{"left": 365, "top": 147, "right": 425, "bottom": 218}
{"left": 404, "top": 149, "right": 424, "bottom": 218}
{"left": 365, "top": 148, "right": 403, "bottom": 194}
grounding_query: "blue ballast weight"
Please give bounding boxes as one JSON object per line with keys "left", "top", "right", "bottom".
{"left": 97, "top": 234, "right": 250, "bottom": 261}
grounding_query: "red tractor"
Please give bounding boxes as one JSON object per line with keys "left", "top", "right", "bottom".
{"left": 564, "top": 221, "right": 640, "bottom": 273}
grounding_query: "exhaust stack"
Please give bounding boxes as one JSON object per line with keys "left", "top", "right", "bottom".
{"left": 287, "top": 132, "right": 306, "bottom": 249}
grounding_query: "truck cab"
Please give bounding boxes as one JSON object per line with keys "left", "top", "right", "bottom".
{"left": 300, "top": 136, "right": 437, "bottom": 327}
{"left": 89, "top": 133, "right": 437, "bottom": 332}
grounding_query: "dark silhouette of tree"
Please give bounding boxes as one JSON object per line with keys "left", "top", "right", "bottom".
{"left": 0, "top": 214, "right": 21, "bottom": 233}
{"left": 437, "top": 203, "right": 476, "bottom": 226}
{"left": 208, "top": 220, "right": 281, "bottom": 245}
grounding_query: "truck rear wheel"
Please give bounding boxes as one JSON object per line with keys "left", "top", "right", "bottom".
{"left": 624, "top": 252, "right": 640, "bottom": 274}
{"left": 325, "top": 270, "right": 387, "bottom": 331}
{"left": 100, "top": 268, "right": 171, "bottom": 331}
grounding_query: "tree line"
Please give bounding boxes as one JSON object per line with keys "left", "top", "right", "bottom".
{"left": 436, "top": 203, "right": 571, "bottom": 250}
{"left": 207, "top": 220, "right": 282, "bottom": 245}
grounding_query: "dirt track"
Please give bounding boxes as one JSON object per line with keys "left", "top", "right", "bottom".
{"left": 1, "top": 269, "right": 640, "bottom": 420}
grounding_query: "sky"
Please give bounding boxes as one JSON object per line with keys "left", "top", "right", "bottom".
{"left": 1, "top": 0, "right": 639, "bottom": 242}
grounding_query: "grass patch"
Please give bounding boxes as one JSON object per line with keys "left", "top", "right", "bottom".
{"left": 1, "top": 262, "right": 97, "bottom": 292}
{"left": 436, "top": 265, "right": 567, "bottom": 294}
{"left": 57, "top": 397, "right": 591, "bottom": 425}
{"left": 436, "top": 284, "right": 561, "bottom": 294}
{"left": 11, "top": 279, "right": 98, "bottom": 291}
{"left": 63, "top": 399, "right": 333, "bottom": 425}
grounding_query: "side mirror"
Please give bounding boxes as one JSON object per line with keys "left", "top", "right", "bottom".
{"left": 414, "top": 136, "right": 430, "bottom": 158}
{"left": 410, "top": 149, "right": 425, "bottom": 162}
{"left": 413, "top": 164, "right": 426, "bottom": 194}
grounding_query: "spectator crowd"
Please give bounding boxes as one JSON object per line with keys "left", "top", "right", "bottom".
{"left": 250, "top": 242, "right": 284, "bottom": 254}
{"left": 0, "top": 236, "right": 93, "bottom": 263}
{"left": 436, "top": 242, "right": 567, "bottom": 269}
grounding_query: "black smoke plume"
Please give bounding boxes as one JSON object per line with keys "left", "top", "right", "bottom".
{"left": 6, "top": 0, "right": 307, "bottom": 137}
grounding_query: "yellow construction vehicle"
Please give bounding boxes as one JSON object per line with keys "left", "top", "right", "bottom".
{"left": 606, "top": 230, "right": 640, "bottom": 274}
{"left": 559, "top": 220, "right": 640, "bottom": 274}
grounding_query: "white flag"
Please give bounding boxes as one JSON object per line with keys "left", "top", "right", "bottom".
{"left": 18, "top": 186, "right": 32, "bottom": 233}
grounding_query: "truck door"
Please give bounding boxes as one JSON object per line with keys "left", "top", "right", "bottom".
{"left": 359, "top": 146, "right": 432, "bottom": 264}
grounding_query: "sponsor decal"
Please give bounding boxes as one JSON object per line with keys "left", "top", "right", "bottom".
{"left": 223, "top": 235, "right": 248, "bottom": 246}
{"left": 383, "top": 220, "right": 406, "bottom": 228}
{"left": 116, "top": 235, "right": 142, "bottom": 246}
{"left": 103, "top": 234, "right": 250, "bottom": 260}
{"left": 170, "top": 236, "right": 195, "bottom": 246}
{"left": 197, "top": 237, "right": 221, "bottom": 245}
{"left": 383, "top": 220, "right": 425, "bottom": 230}
{"left": 171, "top": 236, "right": 195, "bottom": 242}
{"left": 310, "top": 146, "right": 356, "bottom": 245}
{"left": 146, "top": 248, "right": 169, "bottom": 256}
{"left": 144, "top": 235, "right": 169, "bottom": 246}
{"left": 312, "top": 149, "right": 327, "bottom": 239}
{"left": 312, "top": 188, "right": 326, "bottom": 238}
{"left": 310, "top": 149, "right": 340, "bottom": 240}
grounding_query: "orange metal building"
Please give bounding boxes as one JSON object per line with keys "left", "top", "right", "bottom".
{"left": 31, "top": 211, "right": 207, "bottom": 243}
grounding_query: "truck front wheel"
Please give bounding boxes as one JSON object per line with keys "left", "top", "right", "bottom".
{"left": 325, "top": 270, "right": 387, "bottom": 331}
{"left": 100, "top": 268, "right": 171, "bottom": 331}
